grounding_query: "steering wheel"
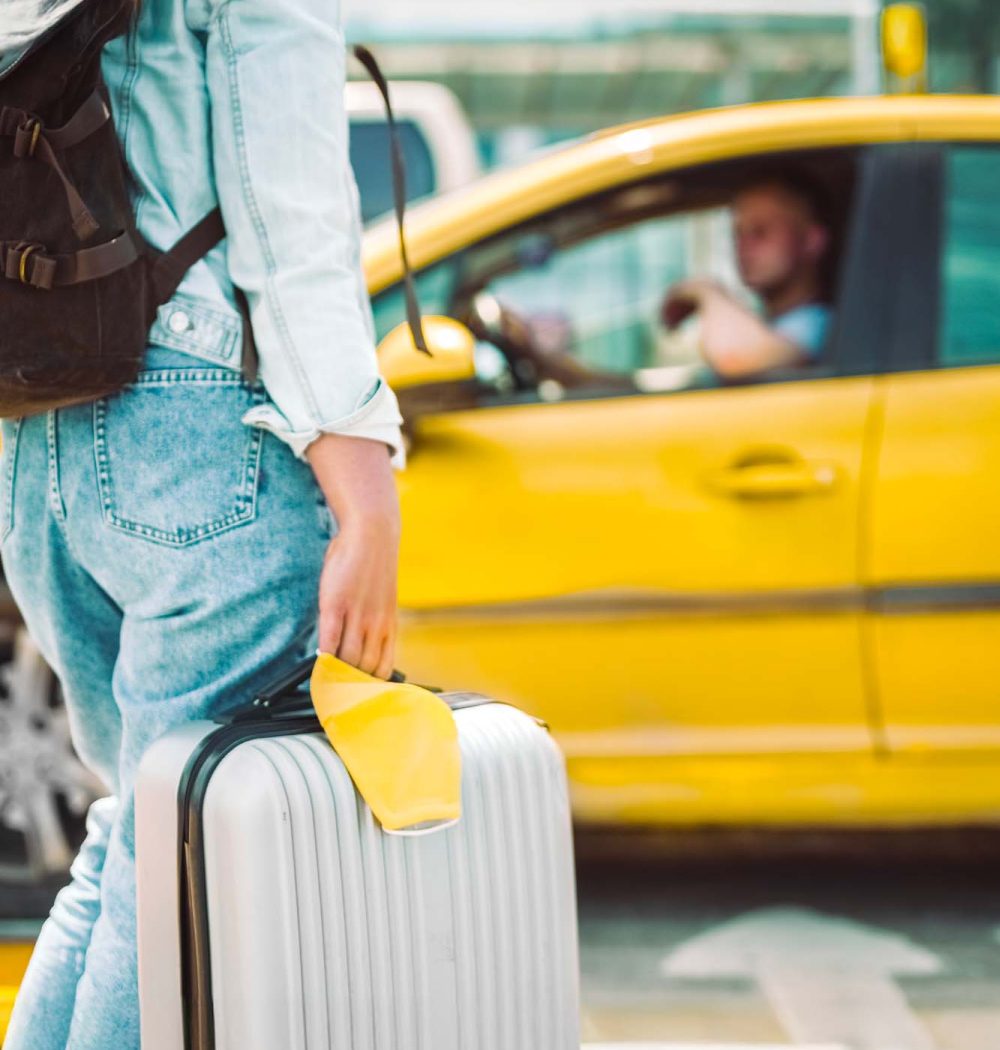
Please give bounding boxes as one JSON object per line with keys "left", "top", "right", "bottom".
{"left": 462, "top": 291, "right": 632, "bottom": 393}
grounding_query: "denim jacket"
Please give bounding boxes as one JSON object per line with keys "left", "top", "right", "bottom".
{"left": 100, "top": 0, "right": 405, "bottom": 466}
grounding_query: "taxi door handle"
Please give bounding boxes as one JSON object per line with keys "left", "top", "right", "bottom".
{"left": 707, "top": 460, "right": 839, "bottom": 499}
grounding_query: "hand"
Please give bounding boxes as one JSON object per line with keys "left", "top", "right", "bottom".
{"left": 316, "top": 514, "right": 399, "bottom": 679}
{"left": 660, "top": 278, "right": 717, "bottom": 330}
{"left": 305, "top": 433, "right": 401, "bottom": 679}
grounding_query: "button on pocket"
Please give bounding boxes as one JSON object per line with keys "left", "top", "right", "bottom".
{"left": 168, "top": 310, "right": 193, "bottom": 334}
{"left": 94, "top": 370, "right": 263, "bottom": 547}
{"left": 149, "top": 293, "right": 242, "bottom": 368}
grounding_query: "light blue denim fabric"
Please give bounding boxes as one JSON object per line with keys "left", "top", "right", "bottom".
{"left": 1, "top": 346, "right": 333, "bottom": 1048}
{"left": 98, "top": 0, "right": 404, "bottom": 465}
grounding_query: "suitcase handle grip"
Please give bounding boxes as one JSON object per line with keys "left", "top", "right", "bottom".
{"left": 226, "top": 658, "right": 407, "bottom": 725}
{"left": 249, "top": 655, "right": 407, "bottom": 713}
{"left": 252, "top": 655, "right": 316, "bottom": 704}
{"left": 228, "top": 659, "right": 500, "bottom": 727}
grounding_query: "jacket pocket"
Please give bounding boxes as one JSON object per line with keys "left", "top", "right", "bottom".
{"left": 147, "top": 293, "right": 244, "bottom": 370}
{"left": 94, "top": 369, "right": 263, "bottom": 547}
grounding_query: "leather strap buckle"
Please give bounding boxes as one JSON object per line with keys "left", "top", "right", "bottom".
{"left": 3, "top": 242, "right": 56, "bottom": 291}
{"left": 13, "top": 117, "right": 42, "bottom": 159}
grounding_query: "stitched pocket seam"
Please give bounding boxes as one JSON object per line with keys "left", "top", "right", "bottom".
{"left": 1, "top": 418, "right": 22, "bottom": 544}
{"left": 93, "top": 381, "right": 264, "bottom": 548}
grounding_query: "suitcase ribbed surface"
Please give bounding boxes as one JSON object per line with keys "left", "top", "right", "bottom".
{"left": 200, "top": 703, "right": 580, "bottom": 1050}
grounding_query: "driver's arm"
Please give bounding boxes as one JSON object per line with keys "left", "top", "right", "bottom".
{"left": 663, "top": 279, "right": 805, "bottom": 380}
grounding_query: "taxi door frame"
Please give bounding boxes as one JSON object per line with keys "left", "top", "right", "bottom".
{"left": 833, "top": 142, "right": 942, "bottom": 380}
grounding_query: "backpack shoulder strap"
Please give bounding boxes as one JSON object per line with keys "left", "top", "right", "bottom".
{"left": 149, "top": 208, "right": 225, "bottom": 304}
{"left": 150, "top": 208, "right": 258, "bottom": 381}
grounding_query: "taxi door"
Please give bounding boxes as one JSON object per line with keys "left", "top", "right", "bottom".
{"left": 397, "top": 376, "right": 874, "bottom": 824}
{"left": 393, "top": 150, "right": 898, "bottom": 824}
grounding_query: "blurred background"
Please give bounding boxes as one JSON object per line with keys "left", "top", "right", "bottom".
{"left": 343, "top": 0, "right": 1000, "bottom": 217}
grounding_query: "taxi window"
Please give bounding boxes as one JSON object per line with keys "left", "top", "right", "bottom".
{"left": 482, "top": 206, "right": 738, "bottom": 377}
{"left": 371, "top": 258, "right": 459, "bottom": 344}
{"left": 939, "top": 146, "right": 1000, "bottom": 367}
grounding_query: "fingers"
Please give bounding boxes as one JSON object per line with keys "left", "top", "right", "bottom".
{"left": 315, "top": 528, "right": 398, "bottom": 678}
{"left": 661, "top": 291, "right": 682, "bottom": 329}
{"left": 335, "top": 614, "right": 365, "bottom": 671}
{"left": 374, "top": 624, "right": 396, "bottom": 682}
{"left": 318, "top": 603, "right": 345, "bottom": 657}
{"left": 333, "top": 613, "right": 395, "bottom": 679}
{"left": 664, "top": 298, "right": 696, "bottom": 330}
{"left": 356, "top": 625, "right": 383, "bottom": 678}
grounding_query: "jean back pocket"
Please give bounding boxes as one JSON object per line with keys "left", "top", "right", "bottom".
{"left": 94, "top": 369, "right": 263, "bottom": 547}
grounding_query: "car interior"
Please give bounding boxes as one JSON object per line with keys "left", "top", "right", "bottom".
{"left": 376, "top": 146, "right": 862, "bottom": 417}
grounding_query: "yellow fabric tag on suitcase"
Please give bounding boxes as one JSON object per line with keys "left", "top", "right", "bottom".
{"left": 310, "top": 652, "right": 461, "bottom": 834}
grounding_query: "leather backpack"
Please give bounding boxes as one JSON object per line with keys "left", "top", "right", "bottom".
{"left": 0, "top": 0, "right": 242, "bottom": 418}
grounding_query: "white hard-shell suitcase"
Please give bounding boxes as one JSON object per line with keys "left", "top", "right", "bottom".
{"left": 135, "top": 659, "right": 580, "bottom": 1050}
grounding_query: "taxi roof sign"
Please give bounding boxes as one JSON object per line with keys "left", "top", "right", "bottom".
{"left": 881, "top": 3, "right": 928, "bottom": 90}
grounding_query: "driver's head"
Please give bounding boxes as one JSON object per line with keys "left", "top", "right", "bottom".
{"left": 731, "top": 173, "right": 831, "bottom": 301}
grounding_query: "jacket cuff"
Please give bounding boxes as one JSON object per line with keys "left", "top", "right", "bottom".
{"left": 242, "top": 379, "right": 406, "bottom": 469}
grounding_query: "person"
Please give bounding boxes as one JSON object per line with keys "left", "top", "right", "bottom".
{"left": 0, "top": 0, "right": 404, "bottom": 1045}
{"left": 661, "top": 172, "right": 834, "bottom": 379}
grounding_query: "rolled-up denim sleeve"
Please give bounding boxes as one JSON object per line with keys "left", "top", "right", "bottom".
{"left": 202, "top": 0, "right": 404, "bottom": 467}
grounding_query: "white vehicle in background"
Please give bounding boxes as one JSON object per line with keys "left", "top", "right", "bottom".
{"left": 346, "top": 79, "right": 481, "bottom": 224}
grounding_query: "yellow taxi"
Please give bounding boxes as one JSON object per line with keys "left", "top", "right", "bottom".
{"left": 370, "top": 92, "right": 1000, "bottom": 829}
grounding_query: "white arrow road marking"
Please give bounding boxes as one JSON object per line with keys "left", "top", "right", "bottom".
{"left": 756, "top": 961, "right": 936, "bottom": 1049}
{"left": 661, "top": 906, "right": 943, "bottom": 1050}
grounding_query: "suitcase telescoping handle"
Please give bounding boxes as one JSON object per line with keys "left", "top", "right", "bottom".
{"left": 236, "top": 654, "right": 408, "bottom": 722}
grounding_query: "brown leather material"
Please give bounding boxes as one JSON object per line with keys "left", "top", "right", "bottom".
{"left": 0, "top": 0, "right": 152, "bottom": 418}
{"left": 31, "top": 131, "right": 101, "bottom": 240}
{"left": 0, "top": 89, "right": 111, "bottom": 151}
{"left": 234, "top": 284, "right": 259, "bottom": 383}
{"left": 0, "top": 106, "right": 30, "bottom": 137}
{"left": 4, "top": 88, "right": 107, "bottom": 243}
{"left": 11, "top": 118, "right": 41, "bottom": 156}
{"left": 3, "top": 242, "right": 57, "bottom": 289}
{"left": 44, "top": 89, "right": 112, "bottom": 150}
{"left": 1, "top": 232, "right": 139, "bottom": 290}
{"left": 0, "top": 368, "right": 149, "bottom": 418}
{"left": 58, "top": 231, "right": 139, "bottom": 283}
{"left": 149, "top": 208, "right": 226, "bottom": 304}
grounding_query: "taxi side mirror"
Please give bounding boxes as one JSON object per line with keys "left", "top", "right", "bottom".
{"left": 377, "top": 315, "right": 476, "bottom": 391}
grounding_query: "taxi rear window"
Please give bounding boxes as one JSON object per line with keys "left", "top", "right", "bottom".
{"left": 940, "top": 146, "right": 1000, "bottom": 367}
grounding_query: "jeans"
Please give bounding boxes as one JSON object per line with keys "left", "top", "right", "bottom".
{"left": 1, "top": 347, "right": 333, "bottom": 1048}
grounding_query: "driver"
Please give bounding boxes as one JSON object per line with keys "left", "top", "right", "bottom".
{"left": 661, "top": 172, "right": 834, "bottom": 379}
